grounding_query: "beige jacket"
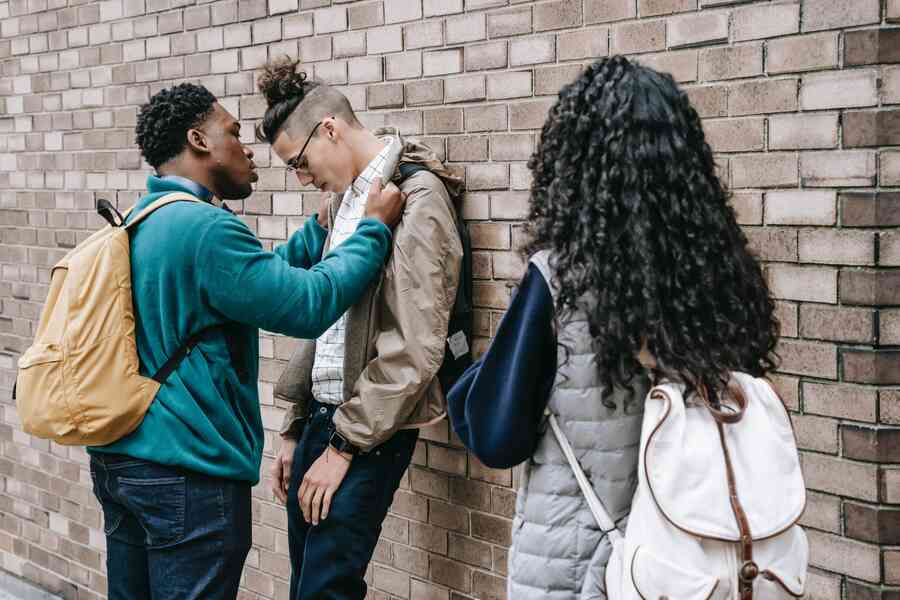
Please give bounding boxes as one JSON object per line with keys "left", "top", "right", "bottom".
{"left": 275, "top": 128, "right": 464, "bottom": 452}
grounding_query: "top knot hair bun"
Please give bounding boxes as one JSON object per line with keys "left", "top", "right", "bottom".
{"left": 257, "top": 57, "right": 311, "bottom": 106}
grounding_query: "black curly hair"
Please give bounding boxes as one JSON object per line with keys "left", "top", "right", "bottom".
{"left": 524, "top": 56, "right": 778, "bottom": 405}
{"left": 134, "top": 83, "right": 217, "bottom": 169}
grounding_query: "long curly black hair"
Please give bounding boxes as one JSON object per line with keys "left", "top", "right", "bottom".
{"left": 135, "top": 83, "right": 217, "bottom": 168}
{"left": 524, "top": 56, "right": 778, "bottom": 404}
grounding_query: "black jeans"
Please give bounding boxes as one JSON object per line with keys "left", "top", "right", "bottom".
{"left": 287, "top": 400, "right": 418, "bottom": 600}
{"left": 90, "top": 453, "right": 252, "bottom": 600}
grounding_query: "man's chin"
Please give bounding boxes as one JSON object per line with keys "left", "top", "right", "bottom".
{"left": 219, "top": 183, "right": 253, "bottom": 201}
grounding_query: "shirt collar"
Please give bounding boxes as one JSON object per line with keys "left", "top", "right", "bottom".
{"left": 349, "top": 142, "right": 391, "bottom": 198}
{"left": 147, "top": 175, "right": 215, "bottom": 203}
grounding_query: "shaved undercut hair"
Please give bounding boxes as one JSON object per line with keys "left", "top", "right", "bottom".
{"left": 255, "top": 57, "right": 361, "bottom": 144}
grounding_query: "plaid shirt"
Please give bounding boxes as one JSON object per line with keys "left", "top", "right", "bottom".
{"left": 310, "top": 143, "right": 391, "bottom": 405}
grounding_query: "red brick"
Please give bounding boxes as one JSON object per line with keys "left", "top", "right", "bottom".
{"left": 799, "top": 230, "right": 876, "bottom": 267}
{"left": 882, "top": 231, "right": 900, "bottom": 267}
{"left": 509, "top": 99, "right": 555, "bottom": 131}
{"left": 429, "top": 556, "right": 471, "bottom": 592}
{"left": 776, "top": 339, "right": 837, "bottom": 379}
{"left": 799, "top": 491, "right": 840, "bottom": 533}
{"left": 767, "top": 264, "right": 837, "bottom": 303}
{"left": 801, "top": 151, "right": 877, "bottom": 188}
{"left": 639, "top": 49, "right": 698, "bottom": 83}
{"left": 801, "top": 452, "right": 879, "bottom": 502}
{"left": 732, "top": 2, "right": 799, "bottom": 41}
{"left": 799, "top": 305, "right": 875, "bottom": 344}
{"left": 445, "top": 13, "right": 486, "bottom": 45}
{"left": 744, "top": 227, "right": 796, "bottom": 262}
{"left": 702, "top": 117, "right": 763, "bottom": 153}
{"left": 767, "top": 31, "right": 838, "bottom": 74}
{"left": 585, "top": 0, "right": 636, "bottom": 24}
{"left": 685, "top": 84, "right": 727, "bottom": 117}
{"left": 465, "top": 104, "right": 507, "bottom": 132}
{"left": 765, "top": 191, "right": 836, "bottom": 226}
{"left": 464, "top": 41, "right": 507, "bottom": 72}
{"left": 800, "top": 70, "right": 878, "bottom": 110}
{"left": 533, "top": 0, "right": 581, "bottom": 31}
{"left": 730, "top": 191, "right": 762, "bottom": 225}
{"left": 404, "top": 21, "right": 442, "bottom": 49}
{"left": 840, "top": 270, "right": 900, "bottom": 307}
{"left": 768, "top": 113, "right": 838, "bottom": 150}
{"left": 803, "top": 382, "right": 877, "bottom": 422}
{"left": 700, "top": 43, "right": 762, "bottom": 81}
{"left": 881, "top": 309, "right": 900, "bottom": 345}
{"left": 842, "top": 426, "right": 900, "bottom": 464}
{"left": 793, "top": 413, "right": 837, "bottom": 453}
{"left": 535, "top": 63, "right": 585, "bottom": 96}
{"left": 728, "top": 78, "right": 798, "bottom": 116}
{"left": 841, "top": 192, "right": 900, "bottom": 227}
{"left": 486, "top": 71, "right": 532, "bottom": 101}
{"left": 488, "top": 8, "right": 532, "bottom": 39}
{"left": 843, "top": 350, "right": 900, "bottom": 386}
{"left": 667, "top": 11, "right": 727, "bottom": 49}
{"left": 807, "top": 529, "right": 881, "bottom": 583}
{"left": 845, "top": 109, "right": 900, "bottom": 148}
{"left": 730, "top": 153, "right": 798, "bottom": 189}
{"left": 883, "top": 389, "right": 900, "bottom": 425}
{"left": 639, "top": 0, "right": 694, "bottom": 16}
{"left": 611, "top": 20, "right": 665, "bottom": 55}
{"left": 801, "top": 0, "right": 880, "bottom": 33}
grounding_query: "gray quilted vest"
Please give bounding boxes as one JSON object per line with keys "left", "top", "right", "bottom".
{"left": 508, "top": 251, "right": 648, "bottom": 600}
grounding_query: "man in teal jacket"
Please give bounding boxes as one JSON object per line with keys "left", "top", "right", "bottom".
{"left": 87, "top": 83, "right": 405, "bottom": 600}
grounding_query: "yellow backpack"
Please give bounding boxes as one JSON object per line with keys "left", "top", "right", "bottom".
{"left": 15, "top": 192, "right": 207, "bottom": 446}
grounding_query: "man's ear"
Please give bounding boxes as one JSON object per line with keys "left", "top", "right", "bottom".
{"left": 322, "top": 117, "right": 338, "bottom": 141}
{"left": 186, "top": 128, "right": 211, "bottom": 155}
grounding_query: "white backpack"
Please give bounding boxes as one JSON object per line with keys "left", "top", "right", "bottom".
{"left": 549, "top": 372, "right": 808, "bottom": 600}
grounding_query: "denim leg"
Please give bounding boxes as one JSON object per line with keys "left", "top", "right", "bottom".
{"left": 286, "top": 403, "right": 418, "bottom": 600}
{"left": 90, "top": 458, "right": 151, "bottom": 600}
{"left": 90, "top": 454, "right": 251, "bottom": 600}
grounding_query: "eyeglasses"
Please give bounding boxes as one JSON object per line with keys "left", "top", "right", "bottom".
{"left": 285, "top": 121, "right": 322, "bottom": 174}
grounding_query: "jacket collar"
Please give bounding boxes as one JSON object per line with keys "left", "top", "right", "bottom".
{"left": 147, "top": 175, "right": 215, "bottom": 203}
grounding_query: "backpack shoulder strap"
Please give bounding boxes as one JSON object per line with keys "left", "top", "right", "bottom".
{"left": 124, "top": 192, "right": 206, "bottom": 230}
{"left": 546, "top": 408, "right": 623, "bottom": 542}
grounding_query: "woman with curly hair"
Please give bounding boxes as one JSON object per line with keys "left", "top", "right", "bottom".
{"left": 447, "top": 55, "right": 778, "bottom": 598}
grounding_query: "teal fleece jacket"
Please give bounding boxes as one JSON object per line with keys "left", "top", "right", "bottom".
{"left": 88, "top": 176, "right": 392, "bottom": 483}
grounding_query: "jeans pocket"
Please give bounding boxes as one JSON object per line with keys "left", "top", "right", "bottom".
{"left": 117, "top": 475, "right": 186, "bottom": 548}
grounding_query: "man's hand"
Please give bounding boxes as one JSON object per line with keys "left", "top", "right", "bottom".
{"left": 364, "top": 177, "right": 406, "bottom": 228}
{"left": 315, "top": 194, "right": 330, "bottom": 229}
{"left": 270, "top": 435, "right": 298, "bottom": 505}
{"left": 298, "top": 445, "right": 353, "bottom": 525}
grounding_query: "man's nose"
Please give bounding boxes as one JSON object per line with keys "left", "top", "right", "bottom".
{"left": 243, "top": 146, "right": 254, "bottom": 159}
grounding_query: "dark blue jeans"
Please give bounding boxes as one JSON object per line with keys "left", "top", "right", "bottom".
{"left": 89, "top": 453, "right": 252, "bottom": 600}
{"left": 287, "top": 400, "right": 418, "bottom": 600}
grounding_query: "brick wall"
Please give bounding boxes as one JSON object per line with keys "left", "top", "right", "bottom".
{"left": 0, "top": 0, "right": 897, "bottom": 598}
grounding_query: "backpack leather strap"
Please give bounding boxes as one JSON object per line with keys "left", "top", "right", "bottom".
{"left": 716, "top": 418, "right": 757, "bottom": 600}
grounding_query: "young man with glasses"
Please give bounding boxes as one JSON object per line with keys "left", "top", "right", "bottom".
{"left": 256, "top": 59, "right": 464, "bottom": 600}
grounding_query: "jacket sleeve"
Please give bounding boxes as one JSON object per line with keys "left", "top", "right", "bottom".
{"left": 196, "top": 212, "right": 391, "bottom": 340}
{"left": 273, "top": 215, "right": 327, "bottom": 269}
{"left": 446, "top": 264, "right": 557, "bottom": 468}
{"left": 332, "top": 181, "right": 463, "bottom": 452}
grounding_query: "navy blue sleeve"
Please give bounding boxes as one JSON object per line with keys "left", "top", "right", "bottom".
{"left": 447, "top": 263, "right": 557, "bottom": 469}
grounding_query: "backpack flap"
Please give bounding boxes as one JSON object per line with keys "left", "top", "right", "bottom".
{"left": 642, "top": 373, "right": 805, "bottom": 541}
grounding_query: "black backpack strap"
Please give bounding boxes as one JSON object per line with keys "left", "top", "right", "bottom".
{"left": 396, "top": 162, "right": 474, "bottom": 392}
{"left": 151, "top": 326, "right": 224, "bottom": 384}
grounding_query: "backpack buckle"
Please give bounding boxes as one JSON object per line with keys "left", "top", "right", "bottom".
{"left": 739, "top": 560, "right": 759, "bottom": 582}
